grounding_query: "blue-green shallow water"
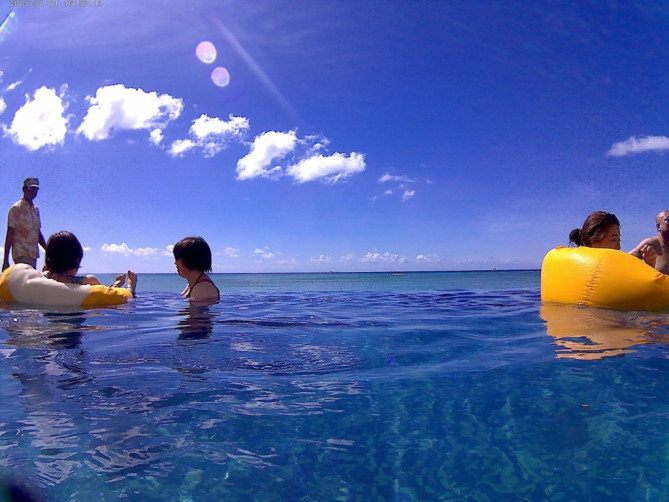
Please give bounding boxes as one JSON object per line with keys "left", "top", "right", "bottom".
{"left": 3, "top": 271, "right": 669, "bottom": 500}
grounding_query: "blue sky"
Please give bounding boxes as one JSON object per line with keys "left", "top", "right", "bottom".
{"left": 1, "top": 1, "right": 668, "bottom": 273}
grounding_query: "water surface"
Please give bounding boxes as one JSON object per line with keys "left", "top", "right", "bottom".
{"left": 2, "top": 271, "right": 669, "bottom": 501}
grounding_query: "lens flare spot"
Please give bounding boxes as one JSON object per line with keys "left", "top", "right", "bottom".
{"left": 211, "top": 67, "right": 231, "bottom": 87}
{"left": 195, "top": 41, "right": 217, "bottom": 64}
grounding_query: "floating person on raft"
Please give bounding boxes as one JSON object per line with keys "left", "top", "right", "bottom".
{"left": 568, "top": 210, "right": 657, "bottom": 266}
{"left": 629, "top": 210, "right": 669, "bottom": 274}
{"left": 0, "top": 231, "right": 136, "bottom": 307}
{"left": 542, "top": 211, "right": 669, "bottom": 311}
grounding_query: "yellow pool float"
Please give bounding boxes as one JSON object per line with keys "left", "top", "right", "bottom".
{"left": 0, "top": 264, "right": 133, "bottom": 307}
{"left": 541, "top": 246, "right": 669, "bottom": 311}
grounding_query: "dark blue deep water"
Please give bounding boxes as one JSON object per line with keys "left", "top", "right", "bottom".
{"left": 3, "top": 271, "right": 669, "bottom": 501}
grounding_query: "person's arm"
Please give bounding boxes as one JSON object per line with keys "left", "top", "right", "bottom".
{"left": 628, "top": 238, "right": 657, "bottom": 267}
{"left": 3, "top": 227, "right": 14, "bottom": 271}
{"left": 38, "top": 230, "right": 47, "bottom": 251}
{"left": 629, "top": 238, "right": 649, "bottom": 258}
{"left": 80, "top": 274, "right": 101, "bottom": 286}
{"left": 110, "top": 273, "right": 126, "bottom": 288}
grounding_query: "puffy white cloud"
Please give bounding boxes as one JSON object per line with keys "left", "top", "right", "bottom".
{"left": 77, "top": 84, "right": 183, "bottom": 141}
{"left": 236, "top": 131, "right": 366, "bottom": 184}
{"left": 286, "top": 152, "right": 366, "bottom": 184}
{"left": 5, "top": 86, "right": 68, "bottom": 151}
{"left": 191, "top": 114, "right": 246, "bottom": 139}
{"left": 339, "top": 253, "right": 355, "bottom": 264}
{"left": 149, "top": 128, "right": 163, "bottom": 145}
{"left": 170, "top": 114, "right": 249, "bottom": 158}
{"left": 402, "top": 189, "right": 416, "bottom": 201}
{"left": 379, "top": 173, "right": 414, "bottom": 183}
{"left": 607, "top": 135, "right": 669, "bottom": 157}
{"left": 361, "top": 251, "right": 408, "bottom": 264}
{"left": 237, "top": 130, "right": 297, "bottom": 180}
{"left": 101, "top": 243, "right": 159, "bottom": 256}
{"left": 168, "top": 139, "right": 196, "bottom": 157}
{"left": 0, "top": 97, "right": 5, "bottom": 115}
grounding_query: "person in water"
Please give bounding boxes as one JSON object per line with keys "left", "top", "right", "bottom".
{"left": 569, "top": 211, "right": 656, "bottom": 266}
{"left": 629, "top": 210, "right": 669, "bottom": 274}
{"left": 44, "top": 231, "right": 137, "bottom": 295}
{"left": 173, "top": 236, "right": 220, "bottom": 301}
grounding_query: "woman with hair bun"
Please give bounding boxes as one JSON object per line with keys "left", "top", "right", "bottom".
{"left": 569, "top": 211, "right": 656, "bottom": 266}
{"left": 569, "top": 211, "right": 622, "bottom": 249}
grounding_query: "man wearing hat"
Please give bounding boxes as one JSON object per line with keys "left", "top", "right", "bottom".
{"left": 2, "top": 177, "right": 47, "bottom": 270}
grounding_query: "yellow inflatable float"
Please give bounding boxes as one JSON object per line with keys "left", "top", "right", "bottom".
{"left": 541, "top": 246, "right": 669, "bottom": 311}
{"left": 0, "top": 264, "right": 133, "bottom": 307}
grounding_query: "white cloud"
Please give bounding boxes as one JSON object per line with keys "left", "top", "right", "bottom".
{"left": 310, "top": 254, "right": 331, "bottom": 264}
{"left": 5, "top": 86, "right": 68, "bottom": 151}
{"left": 168, "top": 139, "right": 196, "bottom": 157}
{"left": 170, "top": 114, "right": 249, "bottom": 158}
{"left": 101, "top": 242, "right": 159, "bottom": 257}
{"left": 379, "top": 173, "right": 414, "bottom": 183}
{"left": 77, "top": 84, "right": 183, "bottom": 141}
{"left": 236, "top": 131, "right": 366, "bottom": 184}
{"left": 361, "top": 251, "right": 408, "bottom": 264}
{"left": 286, "top": 152, "right": 366, "bottom": 184}
{"left": 416, "top": 254, "right": 439, "bottom": 263}
{"left": 224, "top": 246, "right": 239, "bottom": 258}
{"left": 303, "top": 134, "right": 330, "bottom": 155}
{"left": 0, "top": 97, "right": 5, "bottom": 116}
{"left": 402, "top": 189, "right": 416, "bottom": 201}
{"left": 339, "top": 253, "right": 355, "bottom": 264}
{"left": 149, "top": 128, "right": 163, "bottom": 145}
{"left": 607, "top": 135, "right": 669, "bottom": 157}
{"left": 254, "top": 247, "right": 276, "bottom": 260}
{"left": 237, "top": 130, "right": 297, "bottom": 180}
{"left": 5, "top": 80, "right": 22, "bottom": 92}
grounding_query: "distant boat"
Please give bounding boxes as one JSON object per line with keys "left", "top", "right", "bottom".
{"left": 492, "top": 265, "right": 497, "bottom": 271}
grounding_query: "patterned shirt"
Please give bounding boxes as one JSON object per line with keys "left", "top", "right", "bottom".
{"left": 7, "top": 199, "right": 41, "bottom": 260}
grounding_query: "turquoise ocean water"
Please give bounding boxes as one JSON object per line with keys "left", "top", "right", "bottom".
{"left": 3, "top": 270, "right": 669, "bottom": 501}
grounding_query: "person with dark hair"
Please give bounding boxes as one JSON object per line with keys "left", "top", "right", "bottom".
{"left": 44, "top": 231, "right": 136, "bottom": 294}
{"left": 3, "top": 177, "right": 47, "bottom": 270}
{"left": 569, "top": 211, "right": 656, "bottom": 266}
{"left": 173, "top": 236, "right": 220, "bottom": 301}
{"left": 569, "top": 211, "right": 622, "bottom": 249}
{"left": 629, "top": 210, "right": 669, "bottom": 273}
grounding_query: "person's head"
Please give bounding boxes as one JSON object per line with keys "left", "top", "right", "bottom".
{"left": 656, "top": 210, "right": 669, "bottom": 238}
{"left": 569, "top": 211, "right": 621, "bottom": 249}
{"left": 22, "top": 177, "right": 39, "bottom": 202}
{"left": 173, "top": 236, "right": 212, "bottom": 273}
{"left": 45, "top": 231, "right": 83, "bottom": 274}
